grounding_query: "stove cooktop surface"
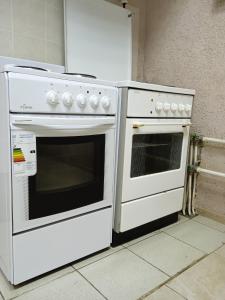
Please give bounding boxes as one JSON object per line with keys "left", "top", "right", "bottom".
{"left": 0, "top": 65, "right": 116, "bottom": 87}
{"left": 63, "top": 72, "right": 97, "bottom": 79}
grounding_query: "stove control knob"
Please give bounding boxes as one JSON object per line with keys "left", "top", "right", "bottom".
{"left": 62, "top": 92, "right": 73, "bottom": 107}
{"left": 89, "top": 95, "right": 99, "bottom": 109}
{"left": 76, "top": 94, "right": 87, "bottom": 108}
{"left": 178, "top": 104, "right": 185, "bottom": 112}
{"left": 171, "top": 103, "right": 178, "bottom": 112}
{"left": 46, "top": 91, "right": 59, "bottom": 105}
{"left": 185, "top": 104, "right": 192, "bottom": 113}
{"left": 163, "top": 102, "right": 170, "bottom": 112}
{"left": 156, "top": 102, "right": 163, "bottom": 112}
{"left": 101, "top": 96, "right": 111, "bottom": 109}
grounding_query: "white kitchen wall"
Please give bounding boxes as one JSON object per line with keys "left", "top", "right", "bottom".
{"left": 144, "top": 0, "right": 225, "bottom": 221}
{"left": 0, "top": 0, "right": 64, "bottom": 65}
{"left": 0, "top": 0, "right": 146, "bottom": 80}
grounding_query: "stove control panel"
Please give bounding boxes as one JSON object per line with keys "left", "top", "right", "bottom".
{"left": 8, "top": 73, "right": 118, "bottom": 115}
{"left": 127, "top": 89, "right": 193, "bottom": 118}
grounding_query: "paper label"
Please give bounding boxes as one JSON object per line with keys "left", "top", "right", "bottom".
{"left": 11, "top": 131, "right": 37, "bottom": 176}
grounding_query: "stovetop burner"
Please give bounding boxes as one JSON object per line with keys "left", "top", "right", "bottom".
{"left": 16, "top": 65, "right": 49, "bottom": 72}
{"left": 63, "top": 72, "right": 97, "bottom": 79}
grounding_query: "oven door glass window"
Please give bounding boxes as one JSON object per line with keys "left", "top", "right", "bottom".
{"left": 29, "top": 135, "right": 105, "bottom": 219}
{"left": 131, "top": 133, "right": 183, "bottom": 178}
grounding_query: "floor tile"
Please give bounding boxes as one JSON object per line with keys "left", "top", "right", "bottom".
{"left": 161, "top": 214, "right": 189, "bottom": 231}
{"left": 167, "top": 253, "right": 225, "bottom": 300}
{"left": 178, "top": 214, "right": 189, "bottom": 222}
{"left": 73, "top": 246, "right": 123, "bottom": 269}
{"left": 0, "top": 266, "right": 74, "bottom": 300}
{"left": 15, "top": 272, "right": 104, "bottom": 300}
{"left": 79, "top": 249, "right": 168, "bottom": 300}
{"left": 164, "top": 220, "right": 225, "bottom": 253}
{"left": 123, "top": 230, "right": 161, "bottom": 247}
{"left": 143, "top": 286, "right": 185, "bottom": 299}
{"left": 124, "top": 215, "right": 188, "bottom": 248}
{"left": 193, "top": 215, "right": 225, "bottom": 232}
{"left": 215, "top": 244, "right": 225, "bottom": 260}
{"left": 129, "top": 232, "right": 204, "bottom": 276}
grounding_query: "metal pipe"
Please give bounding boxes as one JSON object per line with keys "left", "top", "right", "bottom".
{"left": 188, "top": 143, "right": 194, "bottom": 216}
{"left": 197, "top": 167, "right": 225, "bottom": 179}
{"left": 203, "top": 137, "right": 225, "bottom": 145}
{"left": 183, "top": 155, "right": 190, "bottom": 215}
{"left": 191, "top": 144, "right": 198, "bottom": 215}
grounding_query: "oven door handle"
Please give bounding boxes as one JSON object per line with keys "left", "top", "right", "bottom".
{"left": 12, "top": 121, "right": 114, "bottom": 130}
{"left": 133, "top": 122, "right": 191, "bottom": 128}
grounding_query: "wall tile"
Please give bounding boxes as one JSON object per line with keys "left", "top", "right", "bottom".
{"left": 46, "top": 2, "right": 64, "bottom": 45}
{"left": 46, "top": 41, "right": 64, "bottom": 65}
{"left": 0, "top": 0, "right": 12, "bottom": 31}
{"left": 13, "top": 0, "right": 45, "bottom": 39}
{"left": 46, "top": 0, "right": 63, "bottom": 10}
{"left": 14, "top": 35, "right": 45, "bottom": 62}
{"left": 0, "top": 30, "right": 13, "bottom": 56}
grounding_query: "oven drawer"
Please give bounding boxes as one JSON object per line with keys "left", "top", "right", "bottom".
{"left": 12, "top": 207, "right": 112, "bottom": 284}
{"left": 119, "top": 188, "right": 184, "bottom": 232}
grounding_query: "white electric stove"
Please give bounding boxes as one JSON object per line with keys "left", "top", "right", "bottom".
{"left": 113, "top": 80, "right": 195, "bottom": 243}
{"left": 0, "top": 63, "right": 118, "bottom": 284}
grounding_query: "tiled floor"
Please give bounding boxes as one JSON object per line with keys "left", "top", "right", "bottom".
{"left": 1, "top": 214, "right": 225, "bottom": 300}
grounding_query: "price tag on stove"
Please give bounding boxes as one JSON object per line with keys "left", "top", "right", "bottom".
{"left": 11, "top": 131, "right": 37, "bottom": 177}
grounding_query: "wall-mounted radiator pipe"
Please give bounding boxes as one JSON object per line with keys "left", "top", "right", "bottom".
{"left": 196, "top": 167, "right": 225, "bottom": 179}
{"left": 191, "top": 143, "right": 198, "bottom": 215}
{"left": 202, "top": 137, "right": 225, "bottom": 146}
{"left": 183, "top": 134, "right": 225, "bottom": 216}
{"left": 187, "top": 142, "right": 194, "bottom": 216}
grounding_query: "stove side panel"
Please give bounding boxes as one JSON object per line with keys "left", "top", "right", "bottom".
{"left": 0, "top": 73, "right": 14, "bottom": 282}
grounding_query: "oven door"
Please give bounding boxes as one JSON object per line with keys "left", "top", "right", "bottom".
{"left": 121, "top": 118, "right": 190, "bottom": 203}
{"left": 10, "top": 114, "right": 116, "bottom": 233}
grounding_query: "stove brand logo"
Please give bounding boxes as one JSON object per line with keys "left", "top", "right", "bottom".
{"left": 20, "top": 104, "right": 32, "bottom": 110}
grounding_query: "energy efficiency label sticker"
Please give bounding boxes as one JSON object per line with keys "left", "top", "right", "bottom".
{"left": 11, "top": 131, "right": 37, "bottom": 176}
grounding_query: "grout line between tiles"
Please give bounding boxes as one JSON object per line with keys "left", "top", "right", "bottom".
{"left": 158, "top": 219, "right": 190, "bottom": 233}
{"left": 162, "top": 230, "right": 208, "bottom": 253}
{"left": 73, "top": 247, "right": 125, "bottom": 270}
{"left": 10, "top": 0, "right": 14, "bottom": 56}
{"left": 122, "top": 230, "right": 162, "bottom": 248}
{"left": 192, "top": 218, "right": 225, "bottom": 233}
{"left": 166, "top": 285, "right": 188, "bottom": 300}
{"left": 137, "top": 253, "right": 208, "bottom": 300}
{"left": 211, "top": 242, "right": 225, "bottom": 255}
{"left": 0, "top": 290, "right": 5, "bottom": 300}
{"left": 127, "top": 240, "right": 207, "bottom": 279}
{"left": 77, "top": 270, "right": 108, "bottom": 300}
{"left": 163, "top": 226, "right": 225, "bottom": 254}
{"left": 8, "top": 247, "right": 125, "bottom": 299}
{"left": 123, "top": 217, "right": 191, "bottom": 249}
{"left": 44, "top": 0, "right": 48, "bottom": 62}
{"left": 126, "top": 246, "right": 170, "bottom": 278}
{"left": 8, "top": 267, "right": 76, "bottom": 300}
